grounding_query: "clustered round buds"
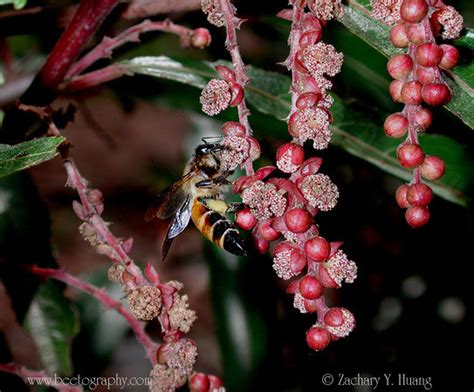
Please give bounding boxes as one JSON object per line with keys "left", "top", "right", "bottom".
{"left": 371, "top": 0, "right": 463, "bottom": 227}
{"left": 189, "top": 372, "right": 224, "bottom": 392}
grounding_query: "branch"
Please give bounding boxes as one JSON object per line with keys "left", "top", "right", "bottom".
{"left": 30, "top": 266, "right": 158, "bottom": 364}
{"left": 22, "top": 0, "right": 120, "bottom": 104}
{"left": 66, "top": 19, "right": 201, "bottom": 79}
{"left": 0, "top": 363, "right": 82, "bottom": 392}
{"left": 122, "top": 0, "right": 202, "bottom": 19}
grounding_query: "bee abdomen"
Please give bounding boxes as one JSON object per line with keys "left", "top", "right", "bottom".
{"left": 192, "top": 203, "right": 245, "bottom": 256}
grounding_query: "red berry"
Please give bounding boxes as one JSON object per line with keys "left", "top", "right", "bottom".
{"left": 257, "top": 220, "right": 280, "bottom": 241}
{"left": 384, "top": 113, "right": 409, "bottom": 138}
{"left": 390, "top": 23, "right": 409, "bottom": 47}
{"left": 299, "top": 275, "right": 324, "bottom": 300}
{"left": 304, "top": 299, "right": 319, "bottom": 313}
{"left": 189, "top": 373, "right": 210, "bottom": 392}
{"left": 276, "top": 143, "right": 305, "bottom": 173}
{"left": 306, "top": 326, "right": 331, "bottom": 351}
{"left": 401, "top": 81, "right": 423, "bottom": 105}
{"left": 407, "top": 183, "right": 433, "bottom": 207}
{"left": 387, "top": 54, "right": 413, "bottom": 80}
{"left": 397, "top": 143, "right": 425, "bottom": 168}
{"left": 420, "top": 155, "right": 445, "bottom": 180}
{"left": 405, "top": 206, "right": 430, "bottom": 228}
{"left": 284, "top": 208, "right": 312, "bottom": 233}
{"left": 439, "top": 44, "right": 460, "bottom": 70}
{"left": 400, "top": 0, "right": 428, "bottom": 23}
{"left": 415, "top": 43, "right": 443, "bottom": 67}
{"left": 421, "top": 83, "right": 451, "bottom": 106}
{"left": 416, "top": 66, "right": 437, "bottom": 85}
{"left": 191, "top": 28, "right": 211, "bottom": 49}
{"left": 236, "top": 208, "right": 257, "bottom": 230}
{"left": 405, "top": 23, "right": 425, "bottom": 44}
{"left": 389, "top": 80, "right": 405, "bottom": 102}
{"left": 413, "top": 108, "right": 432, "bottom": 129}
{"left": 395, "top": 184, "right": 411, "bottom": 208}
{"left": 305, "top": 236, "right": 330, "bottom": 262}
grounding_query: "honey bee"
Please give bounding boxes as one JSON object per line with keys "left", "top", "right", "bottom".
{"left": 145, "top": 141, "right": 245, "bottom": 260}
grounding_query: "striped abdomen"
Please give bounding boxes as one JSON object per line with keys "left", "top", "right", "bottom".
{"left": 191, "top": 201, "right": 245, "bottom": 256}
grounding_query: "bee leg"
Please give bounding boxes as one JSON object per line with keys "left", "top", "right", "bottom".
{"left": 226, "top": 202, "right": 245, "bottom": 214}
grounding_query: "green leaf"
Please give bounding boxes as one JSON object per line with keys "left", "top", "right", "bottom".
{"left": 25, "top": 281, "right": 79, "bottom": 375}
{"left": 338, "top": 1, "right": 474, "bottom": 129}
{"left": 0, "top": 136, "right": 65, "bottom": 179}
{"left": 120, "top": 56, "right": 474, "bottom": 205}
{"left": 0, "top": 0, "right": 27, "bottom": 9}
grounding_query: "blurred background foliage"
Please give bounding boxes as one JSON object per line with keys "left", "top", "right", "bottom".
{"left": 0, "top": 0, "right": 473, "bottom": 391}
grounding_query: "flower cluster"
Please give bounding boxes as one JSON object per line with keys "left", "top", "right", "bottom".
{"left": 199, "top": 0, "right": 356, "bottom": 351}
{"left": 372, "top": 0, "right": 463, "bottom": 227}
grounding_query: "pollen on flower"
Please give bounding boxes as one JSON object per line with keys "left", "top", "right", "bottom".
{"left": 164, "top": 340, "right": 198, "bottom": 378}
{"left": 201, "top": 0, "right": 225, "bottom": 27}
{"left": 437, "top": 6, "right": 464, "bottom": 39}
{"left": 168, "top": 293, "right": 197, "bottom": 333}
{"left": 220, "top": 136, "right": 250, "bottom": 171}
{"left": 127, "top": 286, "right": 162, "bottom": 321}
{"left": 200, "top": 79, "right": 231, "bottom": 116}
{"left": 370, "top": 0, "right": 402, "bottom": 25}
{"left": 325, "top": 308, "right": 356, "bottom": 337}
{"left": 318, "top": 94, "right": 334, "bottom": 109}
{"left": 302, "top": 43, "right": 343, "bottom": 87}
{"left": 282, "top": 230, "right": 303, "bottom": 245}
{"left": 292, "top": 107, "right": 332, "bottom": 150}
{"left": 241, "top": 181, "right": 287, "bottom": 220}
{"left": 150, "top": 364, "right": 183, "bottom": 392}
{"left": 325, "top": 250, "right": 358, "bottom": 287}
{"left": 272, "top": 249, "right": 297, "bottom": 280}
{"left": 308, "top": 0, "right": 344, "bottom": 20}
{"left": 107, "top": 264, "right": 125, "bottom": 284}
{"left": 299, "top": 173, "right": 339, "bottom": 211}
{"left": 293, "top": 293, "right": 308, "bottom": 313}
{"left": 277, "top": 147, "right": 300, "bottom": 173}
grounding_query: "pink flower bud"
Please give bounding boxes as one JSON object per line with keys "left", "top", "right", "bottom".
{"left": 390, "top": 23, "right": 409, "bottom": 47}
{"left": 296, "top": 92, "right": 322, "bottom": 110}
{"left": 395, "top": 184, "right": 411, "bottom": 208}
{"left": 400, "top": 0, "right": 428, "bottom": 23}
{"left": 384, "top": 113, "right": 408, "bottom": 138}
{"left": 257, "top": 220, "right": 281, "bottom": 241}
{"left": 389, "top": 80, "right": 405, "bottom": 102}
{"left": 405, "top": 23, "right": 425, "bottom": 44}
{"left": 413, "top": 108, "right": 432, "bottom": 129}
{"left": 305, "top": 236, "right": 330, "bottom": 262}
{"left": 407, "top": 183, "right": 433, "bottom": 207}
{"left": 397, "top": 143, "right": 425, "bottom": 168}
{"left": 387, "top": 54, "right": 413, "bottom": 80}
{"left": 324, "top": 307, "right": 355, "bottom": 337}
{"left": 236, "top": 208, "right": 257, "bottom": 230}
{"left": 284, "top": 208, "right": 312, "bottom": 233}
{"left": 191, "top": 28, "right": 211, "bottom": 49}
{"left": 405, "top": 206, "right": 430, "bottom": 228}
{"left": 229, "top": 83, "right": 244, "bottom": 107}
{"left": 421, "top": 83, "right": 451, "bottom": 106}
{"left": 299, "top": 29, "right": 322, "bottom": 49}
{"left": 276, "top": 143, "right": 305, "bottom": 173}
{"left": 299, "top": 275, "right": 324, "bottom": 300}
{"left": 401, "top": 81, "right": 423, "bottom": 105}
{"left": 222, "top": 121, "right": 246, "bottom": 136}
{"left": 189, "top": 373, "right": 210, "bottom": 392}
{"left": 306, "top": 326, "right": 331, "bottom": 351}
{"left": 420, "top": 155, "right": 445, "bottom": 180}
{"left": 415, "top": 43, "right": 443, "bottom": 67}
{"left": 416, "top": 66, "right": 437, "bottom": 85}
{"left": 439, "top": 44, "right": 460, "bottom": 70}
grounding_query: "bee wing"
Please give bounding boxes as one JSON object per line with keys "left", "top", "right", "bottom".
{"left": 145, "top": 171, "right": 195, "bottom": 222}
{"left": 162, "top": 195, "right": 192, "bottom": 260}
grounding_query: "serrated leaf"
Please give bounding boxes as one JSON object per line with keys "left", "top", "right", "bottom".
{"left": 119, "top": 56, "right": 474, "bottom": 205}
{"left": 0, "top": 136, "right": 65, "bottom": 178}
{"left": 338, "top": 1, "right": 474, "bottom": 129}
{"left": 25, "top": 281, "right": 79, "bottom": 375}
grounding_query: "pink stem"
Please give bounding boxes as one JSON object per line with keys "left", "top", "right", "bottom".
{"left": 66, "top": 19, "right": 197, "bottom": 79}
{"left": 0, "top": 363, "right": 82, "bottom": 392}
{"left": 30, "top": 266, "right": 158, "bottom": 364}
{"left": 60, "top": 64, "right": 129, "bottom": 92}
{"left": 288, "top": 2, "right": 305, "bottom": 114}
{"left": 218, "top": 0, "right": 254, "bottom": 175}
{"left": 21, "top": 0, "right": 119, "bottom": 104}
